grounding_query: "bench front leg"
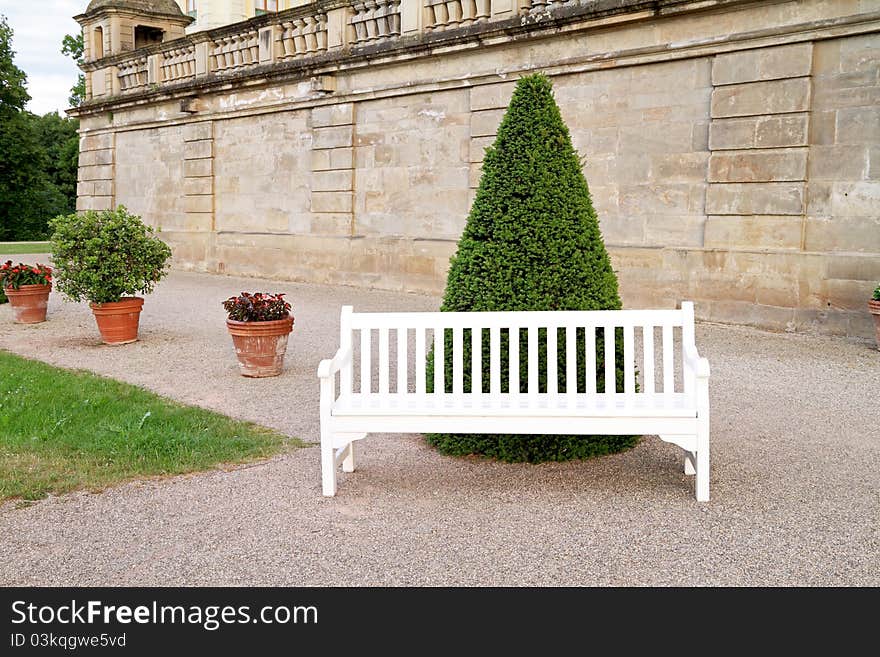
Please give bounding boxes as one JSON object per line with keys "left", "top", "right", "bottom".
{"left": 319, "top": 370, "right": 337, "bottom": 497}
{"left": 695, "top": 372, "right": 710, "bottom": 502}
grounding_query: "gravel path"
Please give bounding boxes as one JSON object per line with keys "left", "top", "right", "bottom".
{"left": 1, "top": 260, "right": 878, "bottom": 586}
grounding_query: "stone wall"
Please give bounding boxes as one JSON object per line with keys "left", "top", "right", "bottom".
{"left": 74, "top": 0, "right": 880, "bottom": 339}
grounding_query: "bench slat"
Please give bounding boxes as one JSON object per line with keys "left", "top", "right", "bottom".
{"left": 566, "top": 325, "right": 576, "bottom": 395}
{"left": 453, "top": 327, "right": 463, "bottom": 395}
{"left": 528, "top": 326, "right": 538, "bottom": 396}
{"left": 510, "top": 328, "right": 520, "bottom": 395}
{"left": 490, "top": 326, "right": 500, "bottom": 394}
{"left": 416, "top": 328, "right": 426, "bottom": 394}
{"left": 349, "top": 308, "right": 685, "bottom": 329}
{"left": 585, "top": 326, "right": 596, "bottom": 395}
{"left": 663, "top": 324, "right": 674, "bottom": 394}
{"left": 604, "top": 326, "right": 615, "bottom": 394}
{"left": 434, "top": 328, "right": 444, "bottom": 394}
{"left": 643, "top": 325, "right": 655, "bottom": 394}
{"left": 398, "top": 327, "right": 408, "bottom": 394}
{"left": 360, "top": 329, "right": 371, "bottom": 394}
{"left": 471, "top": 327, "right": 481, "bottom": 394}
{"left": 547, "top": 327, "right": 558, "bottom": 395}
{"left": 379, "top": 328, "right": 389, "bottom": 395}
{"left": 624, "top": 325, "right": 635, "bottom": 395}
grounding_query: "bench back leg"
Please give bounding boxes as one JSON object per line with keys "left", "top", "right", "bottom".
{"left": 321, "top": 427, "right": 337, "bottom": 497}
{"left": 684, "top": 452, "right": 696, "bottom": 476}
{"left": 342, "top": 440, "right": 356, "bottom": 473}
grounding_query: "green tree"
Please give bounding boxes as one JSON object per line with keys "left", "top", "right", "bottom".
{"left": 0, "top": 15, "right": 68, "bottom": 240}
{"left": 61, "top": 32, "right": 85, "bottom": 107}
{"left": 426, "top": 73, "right": 637, "bottom": 463}
{"left": 32, "top": 111, "right": 79, "bottom": 214}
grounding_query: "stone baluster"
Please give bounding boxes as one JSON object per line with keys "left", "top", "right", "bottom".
{"left": 302, "top": 16, "right": 317, "bottom": 53}
{"left": 365, "top": 1, "right": 378, "bottom": 41}
{"left": 376, "top": 0, "right": 389, "bottom": 38}
{"left": 249, "top": 31, "right": 259, "bottom": 63}
{"left": 474, "top": 0, "right": 489, "bottom": 19}
{"left": 461, "top": 0, "right": 476, "bottom": 24}
{"left": 446, "top": 0, "right": 461, "bottom": 27}
{"left": 316, "top": 15, "right": 328, "bottom": 51}
{"left": 292, "top": 18, "right": 305, "bottom": 54}
{"left": 388, "top": 0, "right": 401, "bottom": 35}
{"left": 281, "top": 21, "right": 295, "bottom": 57}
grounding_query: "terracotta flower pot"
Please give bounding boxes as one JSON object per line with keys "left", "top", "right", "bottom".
{"left": 89, "top": 297, "right": 144, "bottom": 345}
{"left": 869, "top": 299, "right": 880, "bottom": 350}
{"left": 5, "top": 284, "right": 51, "bottom": 324}
{"left": 226, "top": 316, "right": 294, "bottom": 377}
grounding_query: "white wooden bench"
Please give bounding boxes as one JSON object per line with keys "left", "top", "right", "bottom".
{"left": 318, "top": 303, "right": 711, "bottom": 500}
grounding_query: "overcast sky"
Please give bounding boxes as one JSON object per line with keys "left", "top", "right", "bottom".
{"left": 2, "top": 0, "right": 84, "bottom": 115}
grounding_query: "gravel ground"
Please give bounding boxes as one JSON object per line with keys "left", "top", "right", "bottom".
{"left": 0, "top": 259, "right": 878, "bottom": 586}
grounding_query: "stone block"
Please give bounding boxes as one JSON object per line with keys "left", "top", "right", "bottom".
{"left": 712, "top": 43, "right": 812, "bottom": 86}
{"left": 869, "top": 147, "right": 880, "bottom": 180}
{"left": 708, "top": 118, "right": 756, "bottom": 150}
{"left": 330, "top": 148, "right": 355, "bottom": 170}
{"left": 704, "top": 215, "right": 802, "bottom": 250}
{"left": 184, "top": 139, "right": 213, "bottom": 160}
{"left": 182, "top": 213, "right": 213, "bottom": 231}
{"left": 78, "top": 150, "right": 96, "bottom": 167}
{"left": 184, "top": 177, "right": 212, "bottom": 196}
{"left": 644, "top": 215, "right": 705, "bottom": 247}
{"left": 711, "top": 78, "right": 811, "bottom": 118}
{"left": 836, "top": 106, "right": 880, "bottom": 144}
{"left": 313, "top": 125, "right": 353, "bottom": 149}
{"left": 808, "top": 146, "right": 867, "bottom": 181}
{"left": 470, "top": 109, "right": 504, "bottom": 138}
{"left": 76, "top": 181, "right": 95, "bottom": 197}
{"left": 310, "top": 213, "right": 352, "bottom": 236}
{"left": 311, "top": 149, "right": 331, "bottom": 171}
{"left": 311, "top": 191, "right": 353, "bottom": 214}
{"left": 183, "top": 158, "right": 212, "bottom": 178}
{"left": 619, "top": 183, "right": 694, "bottom": 216}
{"left": 469, "top": 162, "right": 483, "bottom": 188}
{"left": 756, "top": 114, "right": 809, "bottom": 148}
{"left": 81, "top": 132, "right": 113, "bottom": 152}
{"left": 184, "top": 195, "right": 212, "bottom": 213}
{"left": 709, "top": 148, "right": 807, "bottom": 182}
{"left": 651, "top": 153, "right": 709, "bottom": 182}
{"left": 619, "top": 123, "right": 693, "bottom": 154}
{"left": 80, "top": 165, "right": 114, "bottom": 181}
{"left": 469, "top": 82, "right": 516, "bottom": 112}
{"left": 468, "top": 136, "right": 494, "bottom": 163}
{"left": 824, "top": 254, "right": 880, "bottom": 282}
{"left": 829, "top": 181, "right": 880, "bottom": 217}
{"left": 312, "top": 169, "right": 353, "bottom": 192}
{"left": 312, "top": 103, "right": 354, "bottom": 128}
{"left": 184, "top": 122, "right": 213, "bottom": 142}
{"left": 692, "top": 122, "right": 709, "bottom": 151}
{"left": 93, "top": 180, "right": 114, "bottom": 196}
{"left": 804, "top": 214, "right": 880, "bottom": 252}
{"left": 706, "top": 182, "right": 804, "bottom": 215}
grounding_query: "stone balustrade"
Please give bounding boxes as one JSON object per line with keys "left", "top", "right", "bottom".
{"left": 351, "top": 0, "right": 401, "bottom": 44}
{"left": 116, "top": 56, "right": 148, "bottom": 91}
{"left": 278, "top": 14, "right": 328, "bottom": 59}
{"left": 79, "top": 0, "right": 549, "bottom": 99}
{"left": 211, "top": 30, "right": 260, "bottom": 73}
{"left": 425, "top": 0, "right": 491, "bottom": 31}
{"left": 161, "top": 45, "right": 197, "bottom": 82}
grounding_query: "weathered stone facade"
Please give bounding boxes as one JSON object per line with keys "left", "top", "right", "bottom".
{"left": 73, "top": 0, "right": 880, "bottom": 339}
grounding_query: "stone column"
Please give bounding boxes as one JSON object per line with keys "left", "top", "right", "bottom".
{"left": 310, "top": 103, "right": 355, "bottom": 235}
{"left": 183, "top": 121, "right": 215, "bottom": 232}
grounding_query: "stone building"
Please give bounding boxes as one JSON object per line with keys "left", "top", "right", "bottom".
{"left": 72, "top": 0, "right": 880, "bottom": 339}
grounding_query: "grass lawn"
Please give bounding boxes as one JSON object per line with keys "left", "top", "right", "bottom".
{"left": 0, "top": 242, "right": 51, "bottom": 255}
{"left": 0, "top": 351, "right": 300, "bottom": 501}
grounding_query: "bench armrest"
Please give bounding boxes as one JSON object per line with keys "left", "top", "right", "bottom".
{"left": 317, "top": 346, "right": 352, "bottom": 380}
{"left": 683, "top": 343, "right": 710, "bottom": 378}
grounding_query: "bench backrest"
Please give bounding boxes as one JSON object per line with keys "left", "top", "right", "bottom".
{"left": 338, "top": 303, "right": 696, "bottom": 400}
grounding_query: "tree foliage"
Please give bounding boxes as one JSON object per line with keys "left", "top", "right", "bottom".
{"left": 61, "top": 32, "right": 85, "bottom": 107}
{"left": 426, "top": 73, "right": 637, "bottom": 463}
{"left": 0, "top": 16, "right": 79, "bottom": 241}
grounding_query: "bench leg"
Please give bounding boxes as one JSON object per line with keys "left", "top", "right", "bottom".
{"left": 321, "top": 428, "right": 337, "bottom": 497}
{"left": 342, "top": 440, "right": 356, "bottom": 473}
{"left": 695, "top": 434, "right": 710, "bottom": 502}
{"left": 684, "top": 451, "right": 696, "bottom": 475}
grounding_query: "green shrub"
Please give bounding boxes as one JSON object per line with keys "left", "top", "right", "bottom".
{"left": 0, "top": 287, "right": 6, "bottom": 304}
{"left": 49, "top": 206, "right": 172, "bottom": 304}
{"left": 425, "top": 73, "right": 637, "bottom": 463}
{"left": 873, "top": 284, "right": 880, "bottom": 301}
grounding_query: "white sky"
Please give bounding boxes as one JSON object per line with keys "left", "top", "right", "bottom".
{"left": 1, "top": 0, "right": 84, "bottom": 115}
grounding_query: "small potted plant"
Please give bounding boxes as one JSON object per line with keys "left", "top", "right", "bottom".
{"left": 223, "top": 292, "right": 294, "bottom": 377}
{"left": 0, "top": 260, "right": 53, "bottom": 323}
{"left": 49, "top": 206, "right": 172, "bottom": 345}
{"left": 869, "top": 284, "right": 880, "bottom": 350}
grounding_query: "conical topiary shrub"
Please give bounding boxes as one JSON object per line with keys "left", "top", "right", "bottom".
{"left": 425, "top": 73, "right": 638, "bottom": 463}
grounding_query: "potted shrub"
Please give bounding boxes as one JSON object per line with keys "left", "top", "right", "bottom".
{"left": 223, "top": 292, "right": 294, "bottom": 377}
{"left": 0, "top": 260, "right": 53, "bottom": 323}
{"left": 49, "top": 207, "right": 172, "bottom": 345}
{"left": 870, "top": 284, "right": 880, "bottom": 350}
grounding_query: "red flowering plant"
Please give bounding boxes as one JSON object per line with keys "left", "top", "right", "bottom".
{"left": 0, "top": 261, "right": 53, "bottom": 290}
{"left": 222, "top": 292, "right": 293, "bottom": 322}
